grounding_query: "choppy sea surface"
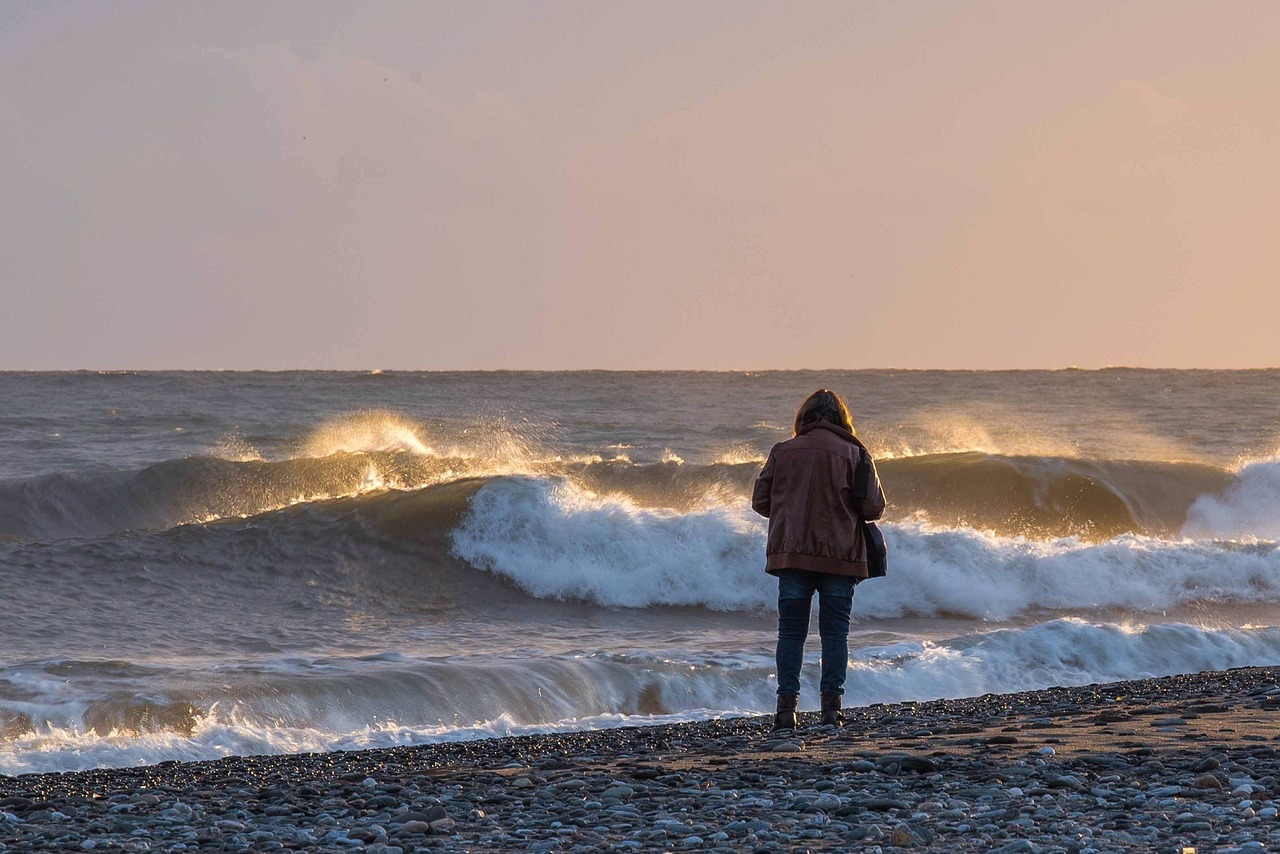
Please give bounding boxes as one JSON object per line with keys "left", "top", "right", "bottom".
{"left": 1, "top": 369, "right": 1278, "bottom": 774}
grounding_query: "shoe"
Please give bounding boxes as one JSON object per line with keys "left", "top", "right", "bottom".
{"left": 773, "top": 693, "right": 799, "bottom": 730}
{"left": 820, "top": 692, "right": 844, "bottom": 726}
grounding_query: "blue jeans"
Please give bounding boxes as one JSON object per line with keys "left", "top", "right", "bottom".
{"left": 775, "top": 569, "right": 856, "bottom": 696}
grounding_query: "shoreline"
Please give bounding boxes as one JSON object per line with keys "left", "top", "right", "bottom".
{"left": 2, "top": 667, "right": 1278, "bottom": 852}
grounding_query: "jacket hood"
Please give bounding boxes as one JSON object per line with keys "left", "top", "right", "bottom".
{"left": 797, "top": 420, "right": 857, "bottom": 444}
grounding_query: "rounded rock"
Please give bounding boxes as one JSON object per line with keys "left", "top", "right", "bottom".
{"left": 602, "top": 785, "right": 635, "bottom": 801}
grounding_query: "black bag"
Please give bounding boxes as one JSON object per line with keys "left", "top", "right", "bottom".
{"left": 850, "top": 436, "right": 888, "bottom": 579}
{"left": 862, "top": 519, "right": 888, "bottom": 578}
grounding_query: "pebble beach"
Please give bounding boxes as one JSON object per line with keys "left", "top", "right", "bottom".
{"left": 3, "top": 666, "right": 1279, "bottom": 853}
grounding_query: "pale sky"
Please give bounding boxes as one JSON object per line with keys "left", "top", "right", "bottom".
{"left": 2, "top": 1, "right": 1277, "bottom": 370}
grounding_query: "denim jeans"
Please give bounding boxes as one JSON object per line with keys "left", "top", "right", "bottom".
{"left": 775, "top": 569, "right": 857, "bottom": 696}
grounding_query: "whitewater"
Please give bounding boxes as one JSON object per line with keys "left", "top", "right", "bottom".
{"left": 1, "top": 369, "right": 1277, "bottom": 775}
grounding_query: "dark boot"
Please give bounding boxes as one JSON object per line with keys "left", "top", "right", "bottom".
{"left": 773, "top": 693, "right": 799, "bottom": 731}
{"left": 820, "top": 693, "right": 844, "bottom": 726}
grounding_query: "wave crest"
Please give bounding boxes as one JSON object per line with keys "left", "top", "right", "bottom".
{"left": 449, "top": 476, "right": 1280, "bottom": 618}
{"left": 451, "top": 477, "right": 771, "bottom": 609}
{"left": 1184, "top": 456, "right": 1280, "bottom": 540}
{"left": 300, "top": 411, "right": 435, "bottom": 457}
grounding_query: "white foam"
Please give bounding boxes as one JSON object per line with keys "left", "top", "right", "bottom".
{"left": 0, "top": 708, "right": 755, "bottom": 776}
{"left": 846, "top": 618, "right": 1280, "bottom": 705}
{"left": 300, "top": 411, "right": 436, "bottom": 457}
{"left": 1184, "top": 456, "right": 1280, "bottom": 540}
{"left": 451, "top": 477, "right": 1280, "bottom": 617}
{"left": 451, "top": 477, "right": 774, "bottom": 610}
{"left": 5, "top": 619, "right": 1278, "bottom": 775}
{"left": 710, "top": 444, "right": 766, "bottom": 465}
{"left": 861, "top": 523, "right": 1280, "bottom": 620}
{"left": 0, "top": 649, "right": 775, "bottom": 775}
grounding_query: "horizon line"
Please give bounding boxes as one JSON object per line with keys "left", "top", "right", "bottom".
{"left": 1, "top": 365, "right": 1278, "bottom": 374}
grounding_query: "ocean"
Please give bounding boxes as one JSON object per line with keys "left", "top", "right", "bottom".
{"left": 1, "top": 369, "right": 1278, "bottom": 775}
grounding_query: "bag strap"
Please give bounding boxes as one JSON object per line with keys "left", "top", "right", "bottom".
{"left": 848, "top": 435, "right": 875, "bottom": 500}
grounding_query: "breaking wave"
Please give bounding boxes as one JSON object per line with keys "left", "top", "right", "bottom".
{"left": 1184, "top": 456, "right": 1280, "bottom": 540}
{"left": 5, "top": 618, "right": 1279, "bottom": 774}
{"left": 451, "top": 476, "right": 1280, "bottom": 618}
{"left": 4, "top": 457, "right": 1279, "bottom": 625}
{"left": 0, "top": 440, "right": 1259, "bottom": 543}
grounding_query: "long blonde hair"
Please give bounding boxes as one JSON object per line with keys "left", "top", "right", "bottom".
{"left": 793, "top": 389, "right": 855, "bottom": 436}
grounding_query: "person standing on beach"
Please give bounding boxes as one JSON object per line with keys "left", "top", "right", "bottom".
{"left": 751, "top": 389, "right": 886, "bottom": 729}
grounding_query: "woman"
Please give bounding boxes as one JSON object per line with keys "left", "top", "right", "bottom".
{"left": 751, "top": 389, "right": 886, "bottom": 729}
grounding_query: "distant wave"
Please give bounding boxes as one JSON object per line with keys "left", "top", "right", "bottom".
{"left": 0, "top": 409, "right": 567, "bottom": 540}
{"left": 0, "top": 401, "right": 1254, "bottom": 544}
{"left": 0, "top": 445, "right": 1253, "bottom": 542}
{"left": 3, "top": 458, "right": 1279, "bottom": 624}
{"left": 0, "top": 453, "right": 453, "bottom": 539}
{"left": 884, "top": 452, "right": 1232, "bottom": 538}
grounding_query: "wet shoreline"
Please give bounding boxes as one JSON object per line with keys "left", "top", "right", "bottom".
{"left": 3, "top": 666, "right": 1279, "bottom": 852}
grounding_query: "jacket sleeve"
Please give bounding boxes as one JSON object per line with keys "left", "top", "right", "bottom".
{"left": 751, "top": 452, "right": 775, "bottom": 518}
{"left": 859, "top": 452, "right": 886, "bottom": 521}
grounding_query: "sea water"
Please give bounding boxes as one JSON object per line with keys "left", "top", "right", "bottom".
{"left": 0, "top": 369, "right": 1277, "bottom": 774}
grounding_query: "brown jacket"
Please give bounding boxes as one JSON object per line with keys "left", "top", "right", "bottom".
{"left": 751, "top": 421, "right": 886, "bottom": 578}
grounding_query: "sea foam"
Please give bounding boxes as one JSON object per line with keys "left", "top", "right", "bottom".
{"left": 451, "top": 476, "right": 1280, "bottom": 618}
{"left": 1183, "top": 456, "right": 1280, "bottom": 540}
{"left": 5, "top": 618, "right": 1278, "bottom": 775}
{"left": 451, "top": 476, "right": 773, "bottom": 610}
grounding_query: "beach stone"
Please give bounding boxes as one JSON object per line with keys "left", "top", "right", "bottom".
{"left": 1194, "top": 773, "right": 1225, "bottom": 790}
{"left": 889, "top": 823, "right": 920, "bottom": 846}
{"left": 602, "top": 785, "right": 634, "bottom": 801}
{"left": 1049, "top": 775, "right": 1085, "bottom": 791}
{"left": 987, "top": 841, "right": 1041, "bottom": 853}
{"left": 628, "top": 766, "right": 664, "bottom": 779}
{"left": 770, "top": 741, "right": 804, "bottom": 752}
{"left": 813, "top": 793, "right": 842, "bottom": 811}
{"left": 396, "top": 821, "right": 430, "bottom": 834}
{"left": 866, "top": 798, "right": 911, "bottom": 812}
{"left": 2, "top": 665, "right": 1280, "bottom": 854}
{"left": 899, "top": 756, "right": 938, "bottom": 773}
{"left": 512, "top": 777, "right": 533, "bottom": 788}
